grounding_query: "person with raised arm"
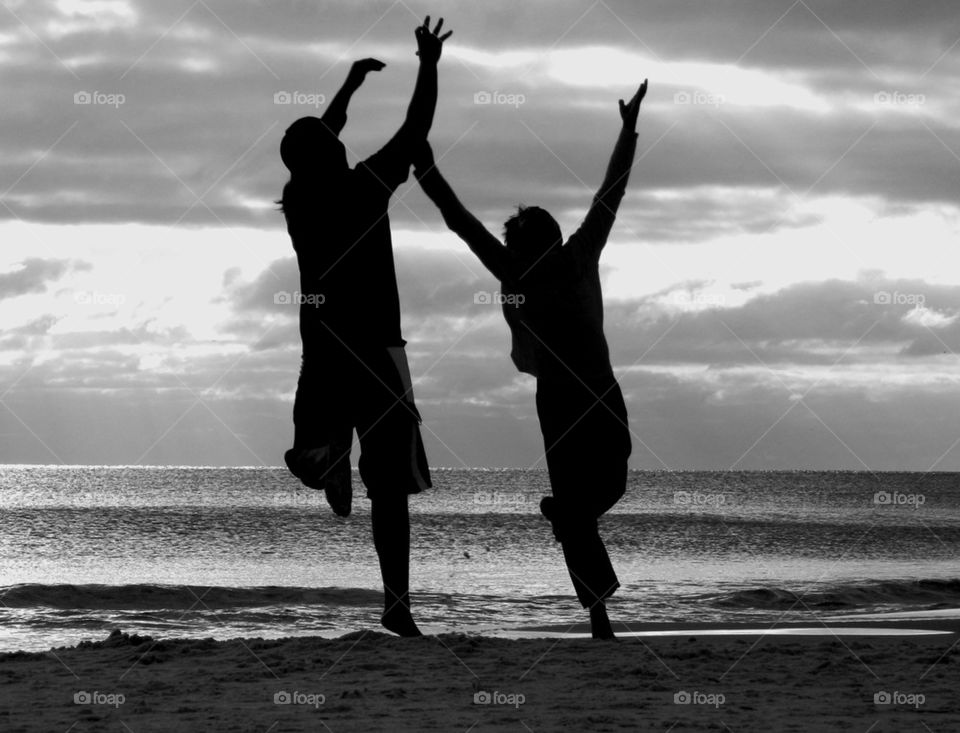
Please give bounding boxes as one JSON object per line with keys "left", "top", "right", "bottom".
{"left": 413, "top": 80, "right": 648, "bottom": 639}
{"left": 278, "top": 17, "right": 452, "bottom": 637}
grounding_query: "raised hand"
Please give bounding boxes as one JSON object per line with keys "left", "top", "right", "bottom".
{"left": 347, "top": 57, "right": 386, "bottom": 86}
{"left": 619, "top": 79, "right": 648, "bottom": 130}
{"left": 414, "top": 15, "right": 453, "bottom": 64}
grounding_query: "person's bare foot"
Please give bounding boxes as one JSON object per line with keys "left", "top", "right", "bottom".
{"left": 590, "top": 603, "right": 616, "bottom": 640}
{"left": 381, "top": 607, "right": 423, "bottom": 637}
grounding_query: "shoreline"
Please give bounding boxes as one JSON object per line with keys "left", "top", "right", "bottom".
{"left": 3, "top": 623, "right": 959, "bottom": 731}
{"left": 513, "top": 616, "right": 960, "bottom": 636}
{"left": 4, "top": 614, "right": 959, "bottom": 653}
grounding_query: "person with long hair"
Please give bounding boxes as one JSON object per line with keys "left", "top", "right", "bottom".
{"left": 413, "top": 80, "right": 648, "bottom": 639}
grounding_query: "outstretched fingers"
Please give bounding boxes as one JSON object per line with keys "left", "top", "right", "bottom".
{"left": 634, "top": 79, "right": 648, "bottom": 106}
{"left": 414, "top": 14, "right": 453, "bottom": 59}
{"left": 430, "top": 17, "right": 452, "bottom": 41}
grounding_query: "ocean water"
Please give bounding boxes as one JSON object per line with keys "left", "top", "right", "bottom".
{"left": 1, "top": 466, "right": 959, "bottom": 651}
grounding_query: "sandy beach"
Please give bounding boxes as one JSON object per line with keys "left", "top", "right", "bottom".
{"left": 2, "top": 620, "right": 959, "bottom": 732}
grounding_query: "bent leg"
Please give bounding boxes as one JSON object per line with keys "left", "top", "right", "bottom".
{"left": 552, "top": 510, "right": 620, "bottom": 608}
{"left": 537, "top": 378, "right": 627, "bottom": 638}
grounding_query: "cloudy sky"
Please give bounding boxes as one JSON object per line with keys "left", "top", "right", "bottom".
{"left": 1, "top": 0, "right": 959, "bottom": 470}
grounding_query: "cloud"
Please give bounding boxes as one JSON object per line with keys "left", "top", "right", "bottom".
{"left": 0, "top": 257, "right": 88, "bottom": 299}
{"left": 3, "top": 1, "right": 960, "bottom": 468}
{"left": 601, "top": 275, "right": 960, "bottom": 369}
{"left": 2, "top": 0, "right": 958, "bottom": 232}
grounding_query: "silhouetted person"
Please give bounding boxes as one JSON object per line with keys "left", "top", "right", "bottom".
{"left": 414, "top": 81, "right": 648, "bottom": 639}
{"left": 279, "top": 17, "right": 453, "bottom": 638}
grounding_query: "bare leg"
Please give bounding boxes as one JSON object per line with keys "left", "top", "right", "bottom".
{"left": 371, "top": 494, "right": 422, "bottom": 637}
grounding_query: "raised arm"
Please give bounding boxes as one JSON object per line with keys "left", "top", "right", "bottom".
{"left": 362, "top": 17, "right": 452, "bottom": 191}
{"left": 397, "top": 17, "right": 452, "bottom": 143}
{"left": 569, "top": 80, "right": 648, "bottom": 261}
{"left": 413, "top": 142, "right": 514, "bottom": 282}
{"left": 320, "top": 58, "right": 386, "bottom": 136}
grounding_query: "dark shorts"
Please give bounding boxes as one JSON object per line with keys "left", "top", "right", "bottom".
{"left": 290, "top": 344, "right": 430, "bottom": 500}
{"left": 536, "top": 373, "right": 631, "bottom": 516}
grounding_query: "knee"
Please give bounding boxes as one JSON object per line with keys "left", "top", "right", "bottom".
{"left": 552, "top": 512, "right": 599, "bottom": 543}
